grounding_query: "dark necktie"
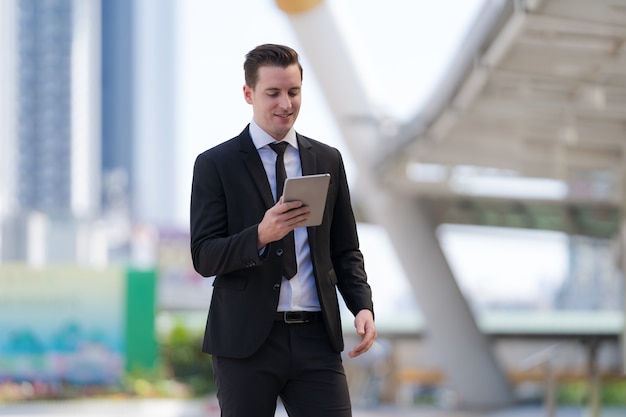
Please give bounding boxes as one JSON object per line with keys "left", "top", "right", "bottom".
{"left": 269, "top": 142, "right": 297, "bottom": 280}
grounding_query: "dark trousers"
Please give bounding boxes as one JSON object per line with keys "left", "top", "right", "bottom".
{"left": 212, "top": 319, "right": 352, "bottom": 417}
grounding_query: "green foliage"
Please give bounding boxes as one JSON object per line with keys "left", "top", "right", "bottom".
{"left": 121, "top": 366, "right": 189, "bottom": 398}
{"left": 556, "top": 379, "right": 626, "bottom": 405}
{"left": 601, "top": 379, "right": 626, "bottom": 404}
{"left": 159, "top": 319, "right": 215, "bottom": 396}
{"left": 557, "top": 380, "right": 587, "bottom": 404}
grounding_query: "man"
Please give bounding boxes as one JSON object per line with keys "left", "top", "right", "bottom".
{"left": 190, "top": 43, "right": 376, "bottom": 417}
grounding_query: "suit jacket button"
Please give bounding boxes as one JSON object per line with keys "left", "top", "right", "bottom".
{"left": 276, "top": 249, "right": 284, "bottom": 256}
{"left": 273, "top": 283, "right": 280, "bottom": 290}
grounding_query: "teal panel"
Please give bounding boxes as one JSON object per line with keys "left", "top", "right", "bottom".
{"left": 125, "top": 269, "right": 158, "bottom": 372}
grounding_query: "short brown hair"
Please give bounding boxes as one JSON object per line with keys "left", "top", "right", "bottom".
{"left": 244, "top": 44, "right": 303, "bottom": 89}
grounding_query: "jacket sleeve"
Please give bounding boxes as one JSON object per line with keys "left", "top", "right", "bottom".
{"left": 328, "top": 149, "right": 374, "bottom": 317}
{"left": 189, "top": 152, "right": 263, "bottom": 277}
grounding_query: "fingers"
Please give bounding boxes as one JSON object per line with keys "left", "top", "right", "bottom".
{"left": 348, "top": 325, "right": 376, "bottom": 358}
{"left": 284, "top": 207, "right": 310, "bottom": 227}
{"left": 258, "top": 201, "right": 311, "bottom": 246}
{"left": 348, "top": 310, "right": 377, "bottom": 358}
{"left": 274, "top": 200, "right": 310, "bottom": 226}
{"left": 276, "top": 198, "right": 304, "bottom": 213}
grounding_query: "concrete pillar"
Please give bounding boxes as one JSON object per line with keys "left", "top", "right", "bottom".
{"left": 367, "top": 189, "right": 514, "bottom": 408}
{"left": 276, "top": 0, "right": 514, "bottom": 408}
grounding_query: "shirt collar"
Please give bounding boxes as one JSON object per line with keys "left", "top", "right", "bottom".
{"left": 249, "top": 119, "right": 298, "bottom": 150}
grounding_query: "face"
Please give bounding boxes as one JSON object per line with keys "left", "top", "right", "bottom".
{"left": 243, "top": 64, "right": 302, "bottom": 140}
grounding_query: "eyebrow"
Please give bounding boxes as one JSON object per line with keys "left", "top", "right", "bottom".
{"left": 265, "top": 87, "right": 301, "bottom": 92}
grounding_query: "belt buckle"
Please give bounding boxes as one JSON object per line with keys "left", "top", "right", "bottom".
{"left": 284, "top": 311, "right": 306, "bottom": 324}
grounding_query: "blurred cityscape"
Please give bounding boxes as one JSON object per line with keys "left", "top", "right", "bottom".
{"left": 1, "top": 0, "right": 625, "bottom": 414}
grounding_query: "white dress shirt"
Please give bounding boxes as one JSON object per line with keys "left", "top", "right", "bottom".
{"left": 249, "top": 120, "right": 321, "bottom": 312}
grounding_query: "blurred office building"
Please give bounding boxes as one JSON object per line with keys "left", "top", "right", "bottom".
{"left": 0, "top": 0, "right": 103, "bottom": 265}
{"left": 0, "top": 0, "right": 178, "bottom": 266}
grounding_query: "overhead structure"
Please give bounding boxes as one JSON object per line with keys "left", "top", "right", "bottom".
{"left": 277, "top": 0, "right": 626, "bottom": 410}
{"left": 378, "top": 0, "right": 626, "bottom": 236}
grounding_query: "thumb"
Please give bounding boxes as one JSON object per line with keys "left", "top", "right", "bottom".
{"left": 355, "top": 317, "right": 365, "bottom": 335}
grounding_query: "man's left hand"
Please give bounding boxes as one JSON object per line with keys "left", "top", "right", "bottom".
{"left": 348, "top": 309, "right": 376, "bottom": 358}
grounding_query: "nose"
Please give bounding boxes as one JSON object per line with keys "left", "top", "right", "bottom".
{"left": 279, "top": 94, "right": 291, "bottom": 109}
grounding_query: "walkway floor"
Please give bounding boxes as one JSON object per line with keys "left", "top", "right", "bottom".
{"left": 0, "top": 398, "right": 624, "bottom": 417}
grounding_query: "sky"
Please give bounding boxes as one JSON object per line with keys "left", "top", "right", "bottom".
{"left": 173, "top": 0, "right": 571, "bottom": 313}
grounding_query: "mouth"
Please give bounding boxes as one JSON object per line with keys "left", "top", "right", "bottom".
{"left": 274, "top": 113, "right": 292, "bottom": 119}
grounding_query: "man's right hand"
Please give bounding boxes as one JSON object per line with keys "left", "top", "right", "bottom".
{"left": 257, "top": 197, "right": 311, "bottom": 249}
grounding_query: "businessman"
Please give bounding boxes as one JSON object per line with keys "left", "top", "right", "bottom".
{"left": 190, "top": 43, "right": 376, "bottom": 417}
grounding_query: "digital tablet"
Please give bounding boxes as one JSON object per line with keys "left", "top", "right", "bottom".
{"left": 283, "top": 173, "right": 331, "bottom": 227}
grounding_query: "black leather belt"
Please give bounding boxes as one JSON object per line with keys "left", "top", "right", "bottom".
{"left": 275, "top": 311, "right": 322, "bottom": 324}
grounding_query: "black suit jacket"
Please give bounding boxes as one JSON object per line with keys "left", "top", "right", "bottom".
{"left": 190, "top": 126, "right": 373, "bottom": 358}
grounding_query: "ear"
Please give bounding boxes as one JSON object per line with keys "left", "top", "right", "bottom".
{"left": 243, "top": 85, "right": 253, "bottom": 104}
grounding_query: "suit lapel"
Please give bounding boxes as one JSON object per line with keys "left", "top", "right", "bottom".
{"left": 297, "top": 134, "right": 316, "bottom": 176}
{"left": 237, "top": 130, "right": 320, "bottom": 213}
{"left": 239, "top": 127, "right": 275, "bottom": 208}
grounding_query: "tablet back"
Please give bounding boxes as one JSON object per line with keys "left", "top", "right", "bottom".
{"left": 283, "top": 173, "right": 331, "bottom": 227}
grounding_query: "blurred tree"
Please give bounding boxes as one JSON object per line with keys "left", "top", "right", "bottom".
{"left": 160, "top": 319, "right": 215, "bottom": 396}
